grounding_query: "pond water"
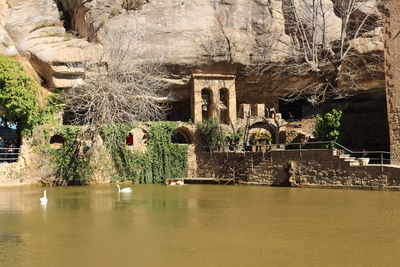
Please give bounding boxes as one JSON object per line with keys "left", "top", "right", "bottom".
{"left": 1, "top": 184, "right": 400, "bottom": 267}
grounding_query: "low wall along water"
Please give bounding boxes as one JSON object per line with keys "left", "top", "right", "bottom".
{"left": 195, "top": 149, "right": 400, "bottom": 190}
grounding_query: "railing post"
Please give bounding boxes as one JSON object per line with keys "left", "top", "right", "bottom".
{"left": 381, "top": 152, "right": 384, "bottom": 172}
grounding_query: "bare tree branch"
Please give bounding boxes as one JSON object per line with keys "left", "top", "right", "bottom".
{"left": 63, "top": 27, "right": 171, "bottom": 140}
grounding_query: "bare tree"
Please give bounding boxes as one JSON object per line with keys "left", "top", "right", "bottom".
{"left": 63, "top": 28, "right": 171, "bottom": 139}
{"left": 249, "top": 0, "right": 385, "bottom": 104}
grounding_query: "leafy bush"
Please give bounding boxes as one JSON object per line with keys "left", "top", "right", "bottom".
{"left": 0, "top": 55, "right": 42, "bottom": 133}
{"left": 226, "top": 127, "right": 244, "bottom": 145}
{"left": 314, "top": 109, "right": 343, "bottom": 144}
{"left": 197, "top": 119, "right": 224, "bottom": 147}
{"left": 249, "top": 131, "right": 272, "bottom": 145}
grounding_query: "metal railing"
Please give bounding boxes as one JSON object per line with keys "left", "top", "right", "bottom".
{"left": 196, "top": 141, "right": 394, "bottom": 168}
{"left": 0, "top": 147, "right": 21, "bottom": 163}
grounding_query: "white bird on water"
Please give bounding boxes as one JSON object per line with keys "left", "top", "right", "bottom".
{"left": 40, "top": 190, "right": 48, "bottom": 205}
{"left": 116, "top": 184, "right": 133, "bottom": 193}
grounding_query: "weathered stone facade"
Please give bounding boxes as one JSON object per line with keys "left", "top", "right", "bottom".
{"left": 384, "top": 0, "right": 400, "bottom": 164}
{"left": 195, "top": 149, "right": 400, "bottom": 190}
{"left": 192, "top": 74, "right": 237, "bottom": 124}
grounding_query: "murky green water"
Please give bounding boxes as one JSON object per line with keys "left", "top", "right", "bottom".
{"left": 1, "top": 184, "right": 400, "bottom": 267}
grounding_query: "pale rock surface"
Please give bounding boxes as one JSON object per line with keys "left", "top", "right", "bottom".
{"left": 0, "top": 0, "right": 385, "bottom": 93}
{"left": 4, "top": 0, "right": 98, "bottom": 88}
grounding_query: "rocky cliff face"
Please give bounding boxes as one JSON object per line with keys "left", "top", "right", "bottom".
{"left": 0, "top": 0, "right": 385, "bottom": 101}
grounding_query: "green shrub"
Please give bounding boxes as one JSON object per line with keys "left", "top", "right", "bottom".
{"left": 249, "top": 131, "right": 272, "bottom": 145}
{"left": 197, "top": 119, "right": 224, "bottom": 147}
{"left": 226, "top": 127, "right": 244, "bottom": 145}
{"left": 0, "top": 55, "right": 42, "bottom": 133}
{"left": 314, "top": 109, "right": 343, "bottom": 144}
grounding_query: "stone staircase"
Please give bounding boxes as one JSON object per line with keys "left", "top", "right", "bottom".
{"left": 338, "top": 153, "right": 361, "bottom": 166}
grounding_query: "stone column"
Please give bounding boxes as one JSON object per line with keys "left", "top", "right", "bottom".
{"left": 251, "top": 104, "right": 265, "bottom": 118}
{"left": 385, "top": 1, "right": 400, "bottom": 164}
{"left": 192, "top": 79, "right": 203, "bottom": 123}
{"left": 213, "top": 87, "right": 220, "bottom": 121}
{"left": 239, "top": 104, "right": 251, "bottom": 118}
{"left": 228, "top": 86, "right": 237, "bottom": 124}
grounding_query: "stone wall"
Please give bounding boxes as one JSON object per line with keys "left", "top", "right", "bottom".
{"left": 384, "top": 0, "right": 400, "bottom": 164}
{"left": 195, "top": 152, "right": 265, "bottom": 179}
{"left": 195, "top": 149, "right": 400, "bottom": 190}
{"left": 0, "top": 140, "right": 56, "bottom": 187}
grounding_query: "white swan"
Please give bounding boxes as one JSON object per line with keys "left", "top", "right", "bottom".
{"left": 176, "top": 180, "right": 184, "bottom": 185}
{"left": 116, "top": 184, "right": 133, "bottom": 193}
{"left": 40, "top": 190, "right": 48, "bottom": 205}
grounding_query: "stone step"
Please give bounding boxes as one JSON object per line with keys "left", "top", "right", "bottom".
{"left": 350, "top": 162, "right": 360, "bottom": 166}
{"left": 339, "top": 154, "right": 351, "bottom": 159}
{"left": 344, "top": 157, "right": 356, "bottom": 161}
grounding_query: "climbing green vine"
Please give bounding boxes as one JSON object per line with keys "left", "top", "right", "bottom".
{"left": 50, "top": 126, "right": 91, "bottom": 185}
{"left": 101, "top": 122, "right": 188, "bottom": 183}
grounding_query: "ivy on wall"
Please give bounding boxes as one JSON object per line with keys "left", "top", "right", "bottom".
{"left": 101, "top": 122, "right": 188, "bottom": 183}
{"left": 147, "top": 122, "right": 188, "bottom": 183}
{"left": 50, "top": 126, "right": 91, "bottom": 184}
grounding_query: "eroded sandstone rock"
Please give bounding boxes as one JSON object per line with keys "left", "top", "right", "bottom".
{"left": 0, "top": 0, "right": 385, "bottom": 95}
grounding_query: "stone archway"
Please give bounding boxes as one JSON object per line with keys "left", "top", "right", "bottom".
{"left": 172, "top": 127, "right": 194, "bottom": 144}
{"left": 248, "top": 122, "right": 277, "bottom": 144}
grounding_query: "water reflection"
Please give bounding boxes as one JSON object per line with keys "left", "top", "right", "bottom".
{"left": 1, "top": 185, "right": 400, "bottom": 267}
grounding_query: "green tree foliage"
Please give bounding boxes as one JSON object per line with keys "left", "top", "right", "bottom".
{"left": 197, "top": 119, "right": 224, "bottom": 147}
{"left": 0, "top": 55, "right": 42, "bottom": 133}
{"left": 101, "top": 122, "right": 187, "bottom": 183}
{"left": 314, "top": 109, "right": 343, "bottom": 144}
{"left": 249, "top": 131, "right": 272, "bottom": 145}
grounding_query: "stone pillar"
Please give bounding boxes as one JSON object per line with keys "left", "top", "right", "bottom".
{"left": 228, "top": 87, "right": 237, "bottom": 124}
{"left": 192, "top": 79, "right": 203, "bottom": 123}
{"left": 385, "top": 1, "right": 400, "bottom": 164}
{"left": 187, "top": 144, "right": 197, "bottom": 177}
{"left": 251, "top": 104, "right": 265, "bottom": 118}
{"left": 239, "top": 104, "right": 251, "bottom": 118}
{"left": 213, "top": 87, "right": 220, "bottom": 121}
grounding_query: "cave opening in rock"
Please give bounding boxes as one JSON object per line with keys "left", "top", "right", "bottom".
{"left": 54, "top": 0, "right": 73, "bottom": 32}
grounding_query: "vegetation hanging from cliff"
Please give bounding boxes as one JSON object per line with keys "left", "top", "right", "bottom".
{"left": 314, "top": 109, "right": 343, "bottom": 145}
{"left": 0, "top": 55, "right": 42, "bottom": 133}
{"left": 102, "top": 122, "right": 187, "bottom": 183}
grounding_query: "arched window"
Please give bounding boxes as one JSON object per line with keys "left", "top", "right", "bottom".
{"left": 201, "top": 88, "right": 213, "bottom": 121}
{"left": 219, "top": 88, "right": 229, "bottom": 124}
